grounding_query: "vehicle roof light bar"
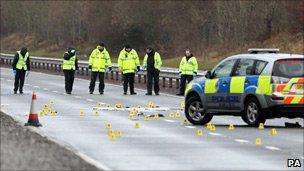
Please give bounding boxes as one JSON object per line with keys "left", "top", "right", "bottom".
{"left": 248, "top": 48, "right": 280, "bottom": 54}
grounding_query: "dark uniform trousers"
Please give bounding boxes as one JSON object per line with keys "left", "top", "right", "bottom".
{"left": 147, "top": 69, "right": 159, "bottom": 94}
{"left": 89, "top": 72, "right": 105, "bottom": 93}
{"left": 63, "top": 70, "right": 75, "bottom": 93}
{"left": 179, "top": 75, "right": 193, "bottom": 95}
{"left": 14, "top": 69, "right": 26, "bottom": 92}
{"left": 123, "top": 73, "right": 135, "bottom": 93}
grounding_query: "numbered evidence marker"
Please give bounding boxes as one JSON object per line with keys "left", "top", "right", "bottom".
{"left": 106, "top": 122, "right": 112, "bottom": 129}
{"left": 196, "top": 129, "right": 203, "bottom": 137}
{"left": 134, "top": 122, "right": 140, "bottom": 128}
{"left": 210, "top": 124, "right": 216, "bottom": 131}
{"left": 144, "top": 115, "right": 150, "bottom": 121}
{"left": 94, "top": 111, "right": 100, "bottom": 116}
{"left": 228, "top": 124, "right": 235, "bottom": 130}
{"left": 255, "top": 137, "right": 262, "bottom": 145}
{"left": 109, "top": 133, "right": 116, "bottom": 141}
{"left": 116, "top": 130, "right": 123, "bottom": 137}
{"left": 259, "top": 123, "right": 264, "bottom": 129}
{"left": 154, "top": 113, "right": 159, "bottom": 120}
{"left": 270, "top": 128, "right": 277, "bottom": 135}
{"left": 175, "top": 112, "right": 181, "bottom": 118}
{"left": 80, "top": 110, "right": 85, "bottom": 117}
{"left": 206, "top": 123, "right": 213, "bottom": 130}
{"left": 169, "top": 112, "right": 175, "bottom": 118}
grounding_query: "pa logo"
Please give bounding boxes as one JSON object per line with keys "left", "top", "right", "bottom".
{"left": 287, "top": 159, "right": 302, "bottom": 167}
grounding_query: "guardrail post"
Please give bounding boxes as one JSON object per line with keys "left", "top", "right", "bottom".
{"left": 86, "top": 68, "right": 89, "bottom": 76}
{"left": 138, "top": 74, "right": 141, "bottom": 83}
{"left": 169, "top": 78, "right": 173, "bottom": 88}
{"left": 143, "top": 75, "right": 146, "bottom": 84}
{"left": 176, "top": 78, "right": 180, "bottom": 89}
{"left": 162, "top": 77, "right": 166, "bottom": 87}
{"left": 116, "top": 71, "right": 119, "bottom": 81}
{"left": 111, "top": 71, "right": 114, "bottom": 80}
{"left": 105, "top": 72, "right": 108, "bottom": 79}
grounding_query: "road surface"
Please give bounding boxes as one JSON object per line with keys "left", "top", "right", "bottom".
{"left": 1, "top": 67, "right": 303, "bottom": 170}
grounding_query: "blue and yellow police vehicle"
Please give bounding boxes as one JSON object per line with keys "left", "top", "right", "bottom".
{"left": 184, "top": 49, "right": 304, "bottom": 126}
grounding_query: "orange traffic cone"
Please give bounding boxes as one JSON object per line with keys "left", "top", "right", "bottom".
{"left": 25, "top": 92, "right": 42, "bottom": 127}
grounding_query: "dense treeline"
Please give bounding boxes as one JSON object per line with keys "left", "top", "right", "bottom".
{"left": 1, "top": 0, "right": 303, "bottom": 58}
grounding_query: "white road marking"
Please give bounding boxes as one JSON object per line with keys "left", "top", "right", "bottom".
{"left": 208, "top": 132, "right": 223, "bottom": 136}
{"left": 234, "top": 139, "right": 249, "bottom": 143}
{"left": 52, "top": 90, "right": 59, "bottom": 93}
{"left": 185, "top": 126, "right": 196, "bottom": 129}
{"left": 24, "top": 83, "right": 30, "bottom": 86}
{"left": 164, "top": 119, "right": 175, "bottom": 123}
{"left": 86, "top": 98, "right": 94, "bottom": 102}
{"left": 34, "top": 86, "right": 40, "bottom": 88}
{"left": 43, "top": 88, "right": 49, "bottom": 91}
{"left": 264, "top": 146, "right": 281, "bottom": 151}
{"left": 301, "top": 156, "right": 304, "bottom": 159}
{"left": 74, "top": 96, "right": 82, "bottom": 99}
{"left": 7, "top": 79, "right": 12, "bottom": 82}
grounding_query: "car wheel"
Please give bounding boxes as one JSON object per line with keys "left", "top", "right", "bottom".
{"left": 243, "top": 97, "right": 266, "bottom": 127}
{"left": 185, "top": 96, "right": 213, "bottom": 125}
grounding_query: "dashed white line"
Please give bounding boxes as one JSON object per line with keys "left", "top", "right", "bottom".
{"left": 24, "top": 83, "right": 30, "bottom": 86}
{"left": 185, "top": 126, "right": 196, "bottom": 129}
{"left": 43, "top": 88, "right": 49, "bottom": 91}
{"left": 208, "top": 132, "right": 223, "bottom": 136}
{"left": 34, "top": 86, "right": 40, "bottom": 88}
{"left": 234, "top": 139, "right": 249, "bottom": 143}
{"left": 7, "top": 79, "right": 12, "bottom": 82}
{"left": 86, "top": 99, "right": 94, "bottom": 102}
{"left": 164, "top": 119, "right": 175, "bottom": 123}
{"left": 52, "top": 90, "right": 59, "bottom": 93}
{"left": 74, "top": 96, "right": 82, "bottom": 99}
{"left": 265, "top": 146, "right": 281, "bottom": 151}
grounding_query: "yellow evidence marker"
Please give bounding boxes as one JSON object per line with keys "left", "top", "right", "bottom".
{"left": 175, "top": 112, "right": 181, "bottom": 118}
{"left": 270, "top": 128, "right": 277, "bottom": 135}
{"left": 109, "top": 133, "right": 116, "bottom": 141}
{"left": 116, "top": 131, "right": 123, "bottom": 137}
{"left": 196, "top": 129, "right": 203, "bottom": 137}
{"left": 134, "top": 122, "right": 140, "bottom": 128}
{"left": 144, "top": 115, "right": 150, "bottom": 121}
{"left": 259, "top": 123, "right": 264, "bottom": 129}
{"left": 228, "top": 124, "right": 235, "bottom": 130}
{"left": 94, "top": 111, "right": 100, "bottom": 116}
{"left": 154, "top": 113, "right": 159, "bottom": 120}
{"left": 206, "top": 123, "right": 212, "bottom": 130}
{"left": 210, "top": 124, "right": 216, "bottom": 131}
{"left": 80, "top": 110, "right": 85, "bottom": 117}
{"left": 106, "top": 122, "right": 112, "bottom": 129}
{"left": 169, "top": 112, "right": 175, "bottom": 118}
{"left": 255, "top": 137, "right": 262, "bottom": 145}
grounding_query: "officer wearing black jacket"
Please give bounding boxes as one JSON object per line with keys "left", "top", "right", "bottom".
{"left": 62, "top": 47, "right": 78, "bottom": 94}
{"left": 12, "top": 47, "right": 30, "bottom": 94}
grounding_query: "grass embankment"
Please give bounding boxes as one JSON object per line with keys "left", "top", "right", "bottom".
{"left": 1, "top": 32, "right": 303, "bottom": 70}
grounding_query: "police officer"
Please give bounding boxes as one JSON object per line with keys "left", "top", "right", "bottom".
{"left": 12, "top": 47, "right": 30, "bottom": 94}
{"left": 88, "top": 43, "right": 112, "bottom": 94}
{"left": 118, "top": 45, "right": 140, "bottom": 95}
{"left": 62, "top": 47, "right": 78, "bottom": 94}
{"left": 143, "top": 47, "right": 162, "bottom": 95}
{"left": 177, "top": 49, "right": 198, "bottom": 96}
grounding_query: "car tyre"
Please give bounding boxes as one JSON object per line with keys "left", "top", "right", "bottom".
{"left": 185, "top": 96, "right": 213, "bottom": 125}
{"left": 243, "top": 97, "right": 266, "bottom": 127}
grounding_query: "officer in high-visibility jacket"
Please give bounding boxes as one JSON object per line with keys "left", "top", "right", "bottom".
{"left": 88, "top": 43, "right": 112, "bottom": 94}
{"left": 12, "top": 47, "right": 30, "bottom": 94}
{"left": 143, "top": 47, "right": 162, "bottom": 95}
{"left": 118, "top": 45, "right": 140, "bottom": 95}
{"left": 62, "top": 47, "right": 78, "bottom": 94}
{"left": 177, "top": 49, "right": 198, "bottom": 96}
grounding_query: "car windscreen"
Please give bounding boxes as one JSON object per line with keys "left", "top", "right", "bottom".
{"left": 272, "top": 58, "right": 304, "bottom": 79}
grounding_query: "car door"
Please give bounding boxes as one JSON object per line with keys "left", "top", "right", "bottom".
{"left": 205, "top": 59, "right": 237, "bottom": 111}
{"left": 230, "top": 58, "right": 256, "bottom": 110}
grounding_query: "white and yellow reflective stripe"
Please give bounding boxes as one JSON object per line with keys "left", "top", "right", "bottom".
{"left": 204, "top": 79, "right": 218, "bottom": 94}
{"left": 290, "top": 96, "right": 303, "bottom": 104}
{"left": 230, "top": 76, "right": 245, "bottom": 93}
{"left": 256, "top": 75, "right": 272, "bottom": 95}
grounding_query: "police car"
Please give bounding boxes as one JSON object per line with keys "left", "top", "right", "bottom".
{"left": 184, "top": 49, "right": 304, "bottom": 126}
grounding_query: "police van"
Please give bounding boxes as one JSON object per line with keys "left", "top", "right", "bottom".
{"left": 184, "top": 49, "right": 304, "bottom": 126}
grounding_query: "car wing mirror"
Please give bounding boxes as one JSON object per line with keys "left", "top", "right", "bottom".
{"left": 205, "top": 71, "right": 212, "bottom": 79}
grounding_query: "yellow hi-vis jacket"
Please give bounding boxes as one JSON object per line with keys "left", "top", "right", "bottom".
{"left": 63, "top": 53, "right": 76, "bottom": 70}
{"left": 143, "top": 52, "right": 162, "bottom": 70}
{"left": 118, "top": 48, "right": 140, "bottom": 74}
{"left": 179, "top": 56, "right": 198, "bottom": 75}
{"left": 16, "top": 51, "right": 29, "bottom": 70}
{"left": 89, "top": 47, "right": 112, "bottom": 72}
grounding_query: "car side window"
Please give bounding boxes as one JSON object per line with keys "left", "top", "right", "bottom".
{"left": 233, "top": 58, "right": 255, "bottom": 76}
{"left": 213, "top": 59, "right": 236, "bottom": 78}
{"left": 253, "top": 60, "right": 268, "bottom": 75}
